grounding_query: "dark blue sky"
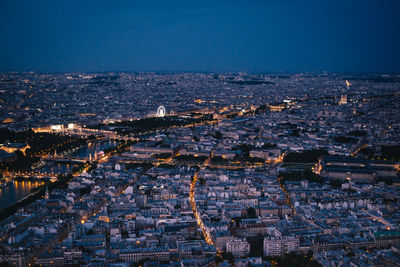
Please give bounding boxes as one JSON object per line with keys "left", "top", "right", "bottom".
{"left": 1, "top": 0, "right": 399, "bottom": 73}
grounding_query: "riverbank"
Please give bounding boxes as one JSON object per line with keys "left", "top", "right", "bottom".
{"left": 0, "top": 180, "right": 44, "bottom": 211}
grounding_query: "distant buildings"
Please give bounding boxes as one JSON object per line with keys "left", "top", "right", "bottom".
{"left": 264, "top": 234, "right": 299, "bottom": 257}
{"left": 0, "top": 72, "right": 399, "bottom": 266}
{"left": 226, "top": 238, "right": 250, "bottom": 257}
{"left": 319, "top": 155, "right": 399, "bottom": 183}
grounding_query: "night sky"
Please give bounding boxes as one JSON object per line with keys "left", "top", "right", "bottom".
{"left": 1, "top": 0, "right": 399, "bottom": 73}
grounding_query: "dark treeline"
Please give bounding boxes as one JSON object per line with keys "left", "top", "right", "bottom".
{"left": 125, "top": 162, "right": 154, "bottom": 170}
{"left": 0, "top": 150, "right": 39, "bottom": 172}
{"left": 153, "top": 153, "right": 172, "bottom": 159}
{"left": 334, "top": 135, "right": 358, "bottom": 143}
{"left": 283, "top": 149, "right": 329, "bottom": 163}
{"left": 104, "top": 140, "right": 136, "bottom": 155}
{"left": 93, "top": 115, "right": 214, "bottom": 135}
{"left": 381, "top": 145, "right": 400, "bottom": 160}
{"left": 0, "top": 128, "right": 86, "bottom": 155}
{"left": 279, "top": 168, "right": 322, "bottom": 184}
{"left": 0, "top": 128, "right": 86, "bottom": 172}
{"left": 175, "top": 154, "right": 208, "bottom": 163}
{"left": 347, "top": 130, "right": 367, "bottom": 137}
{"left": 210, "top": 156, "right": 231, "bottom": 165}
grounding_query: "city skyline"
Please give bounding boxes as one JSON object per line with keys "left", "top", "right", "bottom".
{"left": 1, "top": 71, "right": 399, "bottom": 266}
{"left": 1, "top": 1, "right": 400, "bottom": 266}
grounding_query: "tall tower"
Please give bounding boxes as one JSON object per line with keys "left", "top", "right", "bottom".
{"left": 339, "top": 95, "right": 347, "bottom": 105}
{"left": 339, "top": 80, "right": 350, "bottom": 105}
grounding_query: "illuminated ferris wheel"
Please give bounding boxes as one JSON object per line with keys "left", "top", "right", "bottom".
{"left": 156, "top": 106, "right": 166, "bottom": 117}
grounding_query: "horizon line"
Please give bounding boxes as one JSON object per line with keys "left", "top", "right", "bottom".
{"left": 1, "top": 70, "right": 400, "bottom": 75}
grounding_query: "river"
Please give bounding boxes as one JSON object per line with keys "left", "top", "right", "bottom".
{"left": 37, "top": 140, "right": 118, "bottom": 175}
{"left": 71, "top": 140, "right": 118, "bottom": 159}
{"left": 0, "top": 140, "right": 118, "bottom": 211}
{"left": 0, "top": 181, "right": 44, "bottom": 211}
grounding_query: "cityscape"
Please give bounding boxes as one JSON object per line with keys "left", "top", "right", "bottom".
{"left": 0, "top": 72, "right": 399, "bottom": 266}
{"left": 1, "top": 1, "right": 400, "bottom": 267}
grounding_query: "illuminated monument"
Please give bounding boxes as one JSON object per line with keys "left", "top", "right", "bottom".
{"left": 339, "top": 80, "right": 350, "bottom": 105}
{"left": 339, "top": 95, "right": 347, "bottom": 105}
